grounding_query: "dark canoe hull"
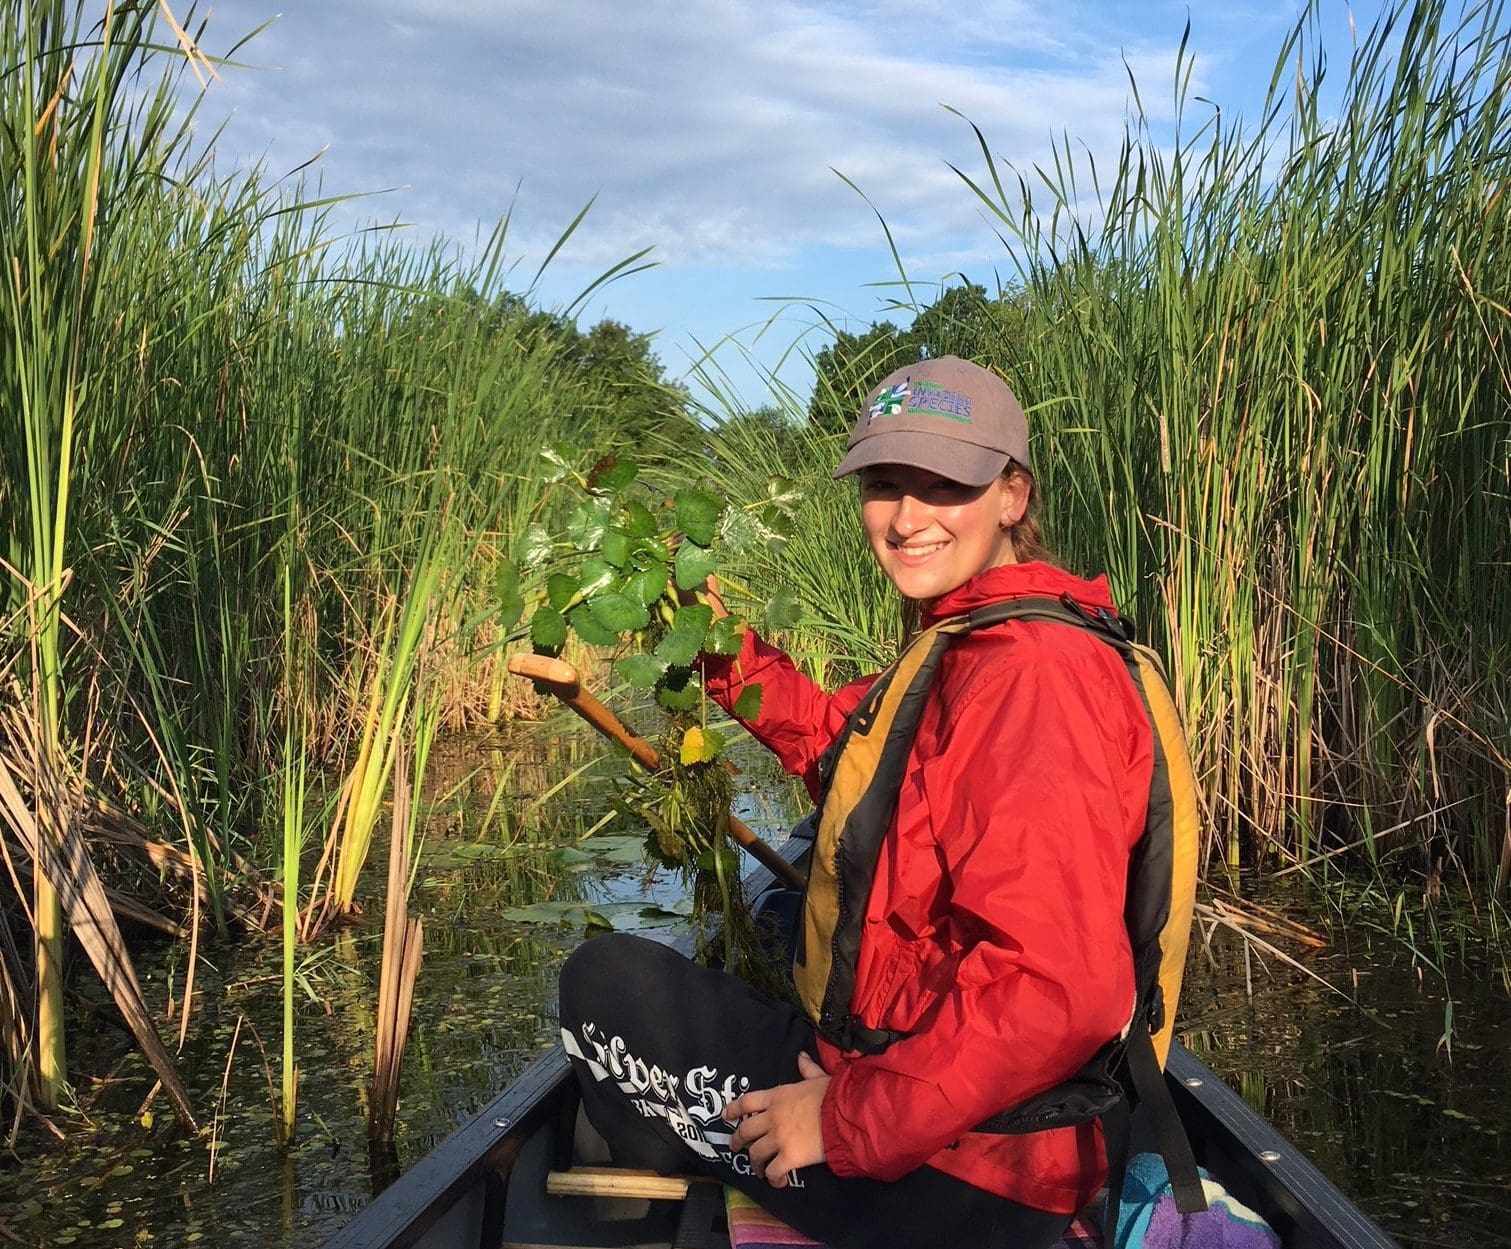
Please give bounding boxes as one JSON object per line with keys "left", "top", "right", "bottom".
{"left": 325, "top": 836, "right": 1400, "bottom": 1249}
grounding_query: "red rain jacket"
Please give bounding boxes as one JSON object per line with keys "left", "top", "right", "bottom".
{"left": 702, "top": 561, "right": 1154, "bottom": 1214}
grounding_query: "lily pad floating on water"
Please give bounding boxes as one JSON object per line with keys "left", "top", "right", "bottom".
{"left": 499, "top": 899, "right": 690, "bottom": 932}
{"left": 421, "top": 840, "right": 539, "bottom": 869}
{"left": 551, "top": 834, "right": 646, "bottom": 870}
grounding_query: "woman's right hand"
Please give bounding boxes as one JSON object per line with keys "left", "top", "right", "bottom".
{"left": 677, "top": 572, "right": 729, "bottom": 619}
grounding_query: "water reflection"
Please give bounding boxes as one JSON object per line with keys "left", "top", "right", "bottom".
{"left": 1179, "top": 892, "right": 1509, "bottom": 1246}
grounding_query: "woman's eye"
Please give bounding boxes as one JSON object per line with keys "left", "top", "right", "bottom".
{"left": 925, "top": 480, "right": 973, "bottom": 503}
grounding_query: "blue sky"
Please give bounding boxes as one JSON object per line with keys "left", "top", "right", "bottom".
{"left": 197, "top": 1, "right": 1390, "bottom": 410}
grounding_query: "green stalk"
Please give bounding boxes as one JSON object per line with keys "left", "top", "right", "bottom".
{"left": 8, "top": 0, "right": 125, "bottom": 1108}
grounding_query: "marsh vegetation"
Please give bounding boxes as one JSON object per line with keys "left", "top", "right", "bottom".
{"left": 1, "top": 0, "right": 1508, "bottom": 1245}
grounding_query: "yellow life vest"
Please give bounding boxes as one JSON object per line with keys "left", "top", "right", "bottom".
{"left": 793, "top": 594, "right": 1200, "bottom": 1134}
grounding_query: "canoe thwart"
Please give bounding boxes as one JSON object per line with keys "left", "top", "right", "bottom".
{"left": 545, "top": 1165, "right": 716, "bottom": 1201}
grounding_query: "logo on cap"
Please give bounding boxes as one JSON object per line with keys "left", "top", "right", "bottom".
{"left": 908, "top": 380, "right": 972, "bottom": 423}
{"left": 868, "top": 383, "right": 909, "bottom": 421}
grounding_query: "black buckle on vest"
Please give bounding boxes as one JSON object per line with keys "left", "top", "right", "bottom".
{"left": 1146, "top": 983, "right": 1166, "bottom": 1033}
{"left": 1058, "top": 592, "right": 1134, "bottom": 643}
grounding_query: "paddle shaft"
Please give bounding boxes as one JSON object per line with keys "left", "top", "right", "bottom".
{"left": 507, "top": 654, "right": 806, "bottom": 891}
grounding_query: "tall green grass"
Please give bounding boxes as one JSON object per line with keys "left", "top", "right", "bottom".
{"left": 1, "top": 2, "right": 660, "bottom": 1126}
{"left": 704, "top": 0, "right": 1510, "bottom": 890}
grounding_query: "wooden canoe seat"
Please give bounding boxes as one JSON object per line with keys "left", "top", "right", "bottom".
{"left": 545, "top": 1165, "right": 717, "bottom": 1201}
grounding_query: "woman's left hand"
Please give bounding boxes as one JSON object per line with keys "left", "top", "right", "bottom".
{"left": 726, "top": 1052, "right": 830, "bottom": 1188}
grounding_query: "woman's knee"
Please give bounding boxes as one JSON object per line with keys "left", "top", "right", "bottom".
{"left": 559, "top": 932, "right": 666, "bottom": 1020}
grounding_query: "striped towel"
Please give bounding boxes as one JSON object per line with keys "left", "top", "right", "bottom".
{"left": 1112, "top": 1154, "right": 1280, "bottom": 1249}
{"left": 724, "top": 1188, "right": 825, "bottom": 1247}
{"left": 723, "top": 1187, "right": 1102, "bottom": 1247}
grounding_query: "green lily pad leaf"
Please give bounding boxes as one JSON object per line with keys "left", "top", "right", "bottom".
{"left": 675, "top": 488, "right": 724, "bottom": 546}
{"left": 764, "top": 586, "right": 802, "bottom": 631}
{"left": 655, "top": 626, "right": 705, "bottom": 669}
{"left": 588, "top": 593, "right": 650, "bottom": 633}
{"left": 496, "top": 559, "right": 524, "bottom": 629}
{"left": 606, "top": 907, "right": 670, "bottom": 930}
{"left": 519, "top": 522, "right": 553, "bottom": 567}
{"left": 584, "top": 834, "right": 649, "bottom": 864}
{"left": 731, "top": 683, "right": 764, "bottom": 720}
{"left": 552, "top": 845, "right": 594, "bottom": 868}
{"left": 546, "top": 572, "right": 579, "bottom": 612}
{"left": 530, "top": 607, "right": 568, "bottom": 654}
{"left": 567, "top": 498, "right": 613, "bottom": 550}
{"left": 657, "top": 671, "right": 701, "bottom": 711}
{"left": 499, "top": 900, "right": 595, "bottom": 925}
{"left": 540, "top": 444, "right": 574, "bottom": 483}
{"left": 622, "top": 499, "right": 658, "bottom": 538}
{"left": 588, "top": 455, "right": 637, "bottom": 493}
{"left": 601, "top": 528, "right": 631, "bottom": 569}
{"left": 578, "top": 557, "right": 615, "bottom": 597}
{"left": 705, "top": 616, "right": 744, "bottom": 656}
{"left": 673, "top": 541, "right": 719, "bottom": 591}
{"left": 766, "top": 476, "right": 803, "bottom": 515}
{"left": 501, "top": 899, "right": 687, "bottom": 932}
{"left": 569, "top": 605, "right": 620, "bottom": 647}
{"left": 625, "top": 564, "right": 668, "bottom": 606}
{"left": 617, "top": 653, "right": 669, "bottom": 689}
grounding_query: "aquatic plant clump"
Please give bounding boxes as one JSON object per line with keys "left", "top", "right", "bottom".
{"left": 514, "top": 451, "right": 801, "bottom": 981}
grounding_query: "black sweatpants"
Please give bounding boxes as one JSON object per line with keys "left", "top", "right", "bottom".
{"left": 557, "top": 933, "right": 1072, "bottom": 1249}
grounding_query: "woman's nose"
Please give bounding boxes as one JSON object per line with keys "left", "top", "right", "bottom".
{"left": 892, "top": 492, "right": 928, "bottom": 536}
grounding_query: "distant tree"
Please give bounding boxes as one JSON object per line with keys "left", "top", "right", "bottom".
{"left": 806, "top": 282, "right": 1029, "bottom": 434}
{"left": 556, "top": 318, "right": 688, "bottom": 447}
{"left": 807, "top": 322, "right": 915, "bottom": 436}
{"left": 709, "top": 403, "right": 805, "bottom": 460}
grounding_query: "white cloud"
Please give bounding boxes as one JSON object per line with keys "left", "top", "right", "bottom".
{"left": 199, "top": 0, "right": 1197, "bottom": 277}
{"left": 184, "top": 0, "right": 1381, "bottom": 405}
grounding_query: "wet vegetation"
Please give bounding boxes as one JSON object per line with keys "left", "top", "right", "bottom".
{"left": 2, "top": 0, "right": 1509, "bottom": 1246}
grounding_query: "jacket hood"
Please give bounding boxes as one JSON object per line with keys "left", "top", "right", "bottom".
{"left": 922, "top": 561, "right": 1116, "bottom": 625}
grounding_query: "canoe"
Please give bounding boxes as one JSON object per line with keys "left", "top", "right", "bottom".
{"left": 323, "top": 828, "right": 1400, "bottom": 1249}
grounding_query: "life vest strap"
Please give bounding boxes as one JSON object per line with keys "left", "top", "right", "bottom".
{"left": 1124, "top": 1026, "right": 1207, "bottom": 1215}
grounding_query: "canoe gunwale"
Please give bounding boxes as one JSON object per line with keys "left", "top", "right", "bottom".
{"left": 322, "top": 833, "right": 802, "bottom": 1249}
{"left": 321, "top": 1047, "right": 568, "bottom": 1249}
{"left": 1166, "top": 1046, "right": 1399, "bottom": 1248}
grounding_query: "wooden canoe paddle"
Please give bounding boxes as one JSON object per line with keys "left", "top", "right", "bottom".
{"left": 507, "top": 653, "right": 807, "bottom": 891}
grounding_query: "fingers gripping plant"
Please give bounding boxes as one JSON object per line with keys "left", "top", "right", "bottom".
{"left": 513, "top": 451, "right": 801, "bottom": 974}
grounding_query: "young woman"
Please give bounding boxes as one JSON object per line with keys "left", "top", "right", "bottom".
{"left": 558, "top": 356, "right": 1152, "bottom": 1249}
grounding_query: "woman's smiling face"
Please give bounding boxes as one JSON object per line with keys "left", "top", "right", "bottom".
{"left": 859, "top": 464, "right": 1029, "bottom": 602}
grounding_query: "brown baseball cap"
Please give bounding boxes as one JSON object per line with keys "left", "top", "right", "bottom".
{"left": 833, "top": 356, "right": 1030, "bottom": 487}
